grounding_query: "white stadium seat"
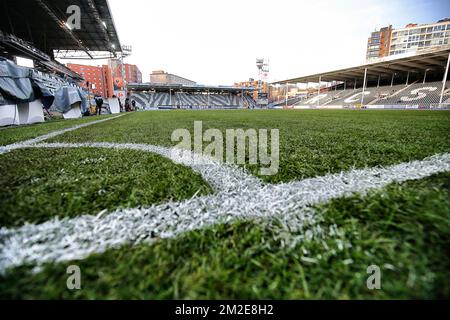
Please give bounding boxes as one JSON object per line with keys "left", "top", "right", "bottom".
{"left": 292, "top": 81, "right": 450, "bottom": 108}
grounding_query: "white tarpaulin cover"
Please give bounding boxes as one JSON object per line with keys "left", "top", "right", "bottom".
{"left": 108, "top": 98, "right": 120, "bottom": 114}
{"left": 17, "top": 100, "right": 45, "bottom": 125}
{"left": 62, "top": 102, "right": 82, "bottom": 119}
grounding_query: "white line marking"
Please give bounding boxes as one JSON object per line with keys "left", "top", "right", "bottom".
{"left": 0, "top": 140, "right": 449, "bottom": 274}
{"left": 0, "top": 114, "right": 126, "bottom": 155}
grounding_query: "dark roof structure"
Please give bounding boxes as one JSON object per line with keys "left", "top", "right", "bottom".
{"left": 0, "top": 0, "right": 122, "bottom": 59}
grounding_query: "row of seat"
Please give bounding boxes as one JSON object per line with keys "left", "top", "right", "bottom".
{"left": 379, "top": 81, "right": 450, "bottom": 105}
{"left": 293, "top": 81, "right": 450, "bottom": 107}
{"left": 130, "top": 92, "right": 257, "bottom": 108}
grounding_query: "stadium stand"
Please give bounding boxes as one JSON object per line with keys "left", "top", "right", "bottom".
{"left": 294, "top": 89, "right": 354, "bottom": 107}
{"left": 272, "top": 96, "right": 305, "bottom": 107}
{"left": 273, "top": 48, "right": 450, "bottom": 109}
{"left": 129, "top": 93, "right": 148, "bottom": 109}
{"left": 324, "top": 84, "right": 407, "bottom": 106}
{"left": 208, "top": 94, "right": 229, "bottom": 105}
{"left": 128, "top": 83, "right": 257, "bottom": 109}
{"left": 289, "top": 81, "right": 450, "bottom": 108}
{"left": 377, "top": 81, "right": 450, "bottom": 105}
{"left": 243, "top": 94, "right": 257, "bottom": 108}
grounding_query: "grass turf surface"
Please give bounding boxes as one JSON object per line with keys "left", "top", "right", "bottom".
{"left": 0, "top": 109, "right": 449, "bottom": 299}
{"left": 0, "top": 114, "right": 120, "bottom": 146}
{"left": 1, "top": 172, "right": 449, "bottom": 299}
{"left": 45, "top": 110, "right": 450, "bottom": 183}
{"left": 0, "top": 147, "right": 211, "bottom": 228}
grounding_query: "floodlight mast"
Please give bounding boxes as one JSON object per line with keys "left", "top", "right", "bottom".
{"left": 256, "top": 58, "right": 269, "bottom": 107}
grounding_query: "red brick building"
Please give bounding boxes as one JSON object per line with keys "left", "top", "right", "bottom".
{"left": 124, "top": 64, "right": 142, "bottom": 84}
{"left": 67, "top": 62, "right": 142, "bottom": 98}
{"left": 66, "top": 63, "right": 114, "bottom": 98}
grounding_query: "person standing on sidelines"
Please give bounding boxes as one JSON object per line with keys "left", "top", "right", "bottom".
{"left": 124, "top": 96, "right": 130, "bottom": 112}
{"left": 95, "top": 95, "right": 104, "bottom": 116}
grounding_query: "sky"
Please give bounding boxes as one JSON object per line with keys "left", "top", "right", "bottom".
{"left": 62, "top": 0, "right": 450, "bottom": 85}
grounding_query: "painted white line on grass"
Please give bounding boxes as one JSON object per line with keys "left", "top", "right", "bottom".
{"left": 0, "top": 114, "right": 126, "bottom": 155}
{"left": 0, "top": 140, "right": 449, "bottom": 273}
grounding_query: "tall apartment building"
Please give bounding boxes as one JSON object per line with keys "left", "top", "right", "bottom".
{"left": 390, "top": 19, "right": 450, "bottom": 56}
{"left": 150, "top": 70, "right": 196, "bottom": 86}
{"left": 366, "top": 25, "right": 392, "bottom": 60}
{"left": 366, "top": 19, "right": 450, "bottom": 61}
{"left": 66, "top": 63, "right": 114, "bottom": 98}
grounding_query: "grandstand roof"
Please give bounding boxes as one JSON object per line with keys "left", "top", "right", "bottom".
{"left": 128, "top": 83, "right": 256, "bottom": 93}
{"left": 0, "top": 0, "right": 121, "bottom": 58}
{"left": 273, "top": 47, "right": 450, "bottom": 84}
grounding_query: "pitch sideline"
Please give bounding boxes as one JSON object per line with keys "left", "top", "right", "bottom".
{"left": 0, "top": 139, "right": 449, "bottom": 273}
{"left": 0, "top": 114, "right": 126, "bottom": 155}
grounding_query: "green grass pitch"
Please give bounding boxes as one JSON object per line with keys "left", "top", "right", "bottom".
{"left": 0, "top": 109, "right": 449, "bottom": 299}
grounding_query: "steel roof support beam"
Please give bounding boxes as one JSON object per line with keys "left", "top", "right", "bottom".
{"left": 85, "top": 0, "right": 118, "bottom": 57}
{"left": 361, "top": 68, "right": 367, "bottom": 105}
{"left": 317, "top": 76, "right": 321, "bottom": 107}
{"left": 54, "top": 49, "right": 114, "bottom": 60}
{"left": 397, "top": 61, "right": 429, "bottom": 69}
{"left": 384, "top": 65, "right": 414, "bottom": 72}
{"left": 418, "top": 58, "right": 446, "bottom": 66}
{"left": 439, "top": 52, "right": 450, "bottom": 105}
{"left": 35, "top": 0, "right": 93, "bottom": 58}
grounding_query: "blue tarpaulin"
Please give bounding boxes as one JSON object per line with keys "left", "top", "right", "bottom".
{"left": 30, "top": 77, "right": 55, "bottom": 108}
{"left": 77, "top": 88, "right": 89, "bottom": 113}
{"left": 0, "top": 58, "right": 34, "bottom": 103}
{"left": 50, "top": 86, "right": 83, "bottom": 113}
{"left": 0, "top": 58, "right": 89, "bottom": 113}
